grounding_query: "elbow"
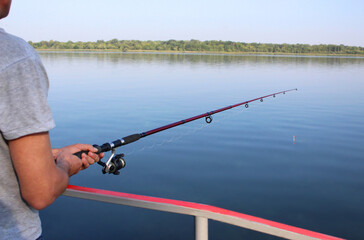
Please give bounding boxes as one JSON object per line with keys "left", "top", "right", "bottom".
{"left": 22, "top": 190, "right": 59, "bottom": 210}
{"left": 27, "top": 198, "right": 55, "bottom": 210}
{"left": 20, "top": 172, "right": 69, "bottom": 210}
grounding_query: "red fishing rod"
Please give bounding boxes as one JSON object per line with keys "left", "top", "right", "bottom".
{"left": 75, "top": 88, "right": 297, "bottom": 175}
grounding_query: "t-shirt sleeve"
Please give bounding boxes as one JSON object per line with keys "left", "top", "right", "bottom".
{"left": 0, "top": 56, "right": 55, "bottom": 140}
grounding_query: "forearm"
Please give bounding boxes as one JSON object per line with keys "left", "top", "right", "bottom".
{"left": 22, "top": 162, "right": 70, "bottom": 210}
{"left": 10, "top": 133, "right": 101, "bottom": 210}
{"left": 48, "top": 159, "right": 71, "bottom": 203}
{"left": 52, "top": 148, "right": 71, "bottom": 196}
{"left": 10, "top": 133, "right": 71, "bottom": 210}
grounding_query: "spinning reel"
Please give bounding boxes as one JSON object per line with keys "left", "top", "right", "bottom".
{"left": 97, "top": 148, "right": 126, "bottom": 175}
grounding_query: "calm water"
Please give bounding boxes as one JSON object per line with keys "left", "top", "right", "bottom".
{"left": 39, "top": 52, "right": 364, "bottom": 240}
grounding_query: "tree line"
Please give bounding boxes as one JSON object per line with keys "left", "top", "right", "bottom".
{"left": 29, "top": 39, "right": 364, "bottom": 55}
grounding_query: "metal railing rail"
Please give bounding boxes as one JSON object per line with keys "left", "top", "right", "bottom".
{"left": 64, "top": 185, "right": 344, "bottom": 240}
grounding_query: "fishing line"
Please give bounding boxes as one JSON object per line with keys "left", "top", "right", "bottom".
{"left": 125, "top": 108, "right": 243, "bottom": 155}
{"left": 125, "top": 119, "right": 209, "bottom": 156}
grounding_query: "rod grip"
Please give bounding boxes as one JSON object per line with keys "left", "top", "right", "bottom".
{"left": 74, "top": 145, "right": 102, "bottom": 158}
{"left": 74, "top": 150, "right": 88, "bottom": 159}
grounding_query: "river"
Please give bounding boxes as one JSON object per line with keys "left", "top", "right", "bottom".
{"left": 39, "top": 52, "right": 364, "bottom": 240}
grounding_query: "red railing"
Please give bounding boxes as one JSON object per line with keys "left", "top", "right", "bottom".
{"left": 64, "top": 185, "right": 344, "bottom": 240}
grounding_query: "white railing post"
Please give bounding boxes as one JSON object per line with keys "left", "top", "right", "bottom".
{"left": 195, "top": 216, "right": 208, "bottom": 240}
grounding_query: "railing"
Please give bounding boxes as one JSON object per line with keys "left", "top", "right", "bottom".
{"left": 64, "top": 185, "right": 344, "bottom": 240}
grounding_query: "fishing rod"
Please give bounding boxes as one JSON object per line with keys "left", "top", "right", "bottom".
{"left": 75, "top": 88, "right": 297, "bottom": 175}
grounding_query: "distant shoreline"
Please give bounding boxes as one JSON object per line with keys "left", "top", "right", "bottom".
{"left": 36, "top": 49, "right": 364, "bottom": 57}
{"left": 30, "top": 39, "right": 364, "bottom": 56}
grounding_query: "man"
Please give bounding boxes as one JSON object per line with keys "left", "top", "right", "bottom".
{"left": 0, "top": 1, "right": 104, "bottom": 239}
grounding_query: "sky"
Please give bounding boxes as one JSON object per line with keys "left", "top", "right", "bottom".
{"left": 1, "top": 0, "right": 363, "bottom": 46}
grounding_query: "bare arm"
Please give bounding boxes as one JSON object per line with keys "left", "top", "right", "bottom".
{"left": 9, "top": 131, "right": 102, "bottom": 210}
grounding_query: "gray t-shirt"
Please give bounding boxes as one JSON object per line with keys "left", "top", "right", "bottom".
{"left": 0, "top": 28, "right": 55, "bottom": 240}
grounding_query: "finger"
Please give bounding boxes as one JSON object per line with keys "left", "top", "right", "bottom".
{"left": 81, "top": 157, "right": 90, "bottom": 169}
{"left": 87, "top": 152, "right": 99, "bottom": 163}
{"left": 85, "top": 155, "right": 96, "bottom": 165}
{"left": 72, "top": 144, "right": 99, "bottom": 154}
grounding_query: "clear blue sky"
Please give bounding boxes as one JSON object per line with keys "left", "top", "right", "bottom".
{"left": 1, "top": 0, "right": 363, "bottom": 46}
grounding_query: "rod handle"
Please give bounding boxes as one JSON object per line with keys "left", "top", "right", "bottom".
{"left": 74, "top": 145, "right": 102, "bottom": 159}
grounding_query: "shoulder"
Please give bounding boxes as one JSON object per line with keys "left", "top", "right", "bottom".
{"left": 0, "top": 30, "right": 40, "bottom": 71}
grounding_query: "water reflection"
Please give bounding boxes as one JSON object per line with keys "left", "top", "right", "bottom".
{"left": 39, "top": 51, "right": 364, "bottom": 68}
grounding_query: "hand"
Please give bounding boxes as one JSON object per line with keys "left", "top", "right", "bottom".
{"left": 53, "top": 144, "right": 104, "bottom": 176}
{"left": 79, "top": 149, "right": 105, "bottom": 170}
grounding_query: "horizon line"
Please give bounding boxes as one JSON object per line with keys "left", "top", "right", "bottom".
{"left": 28, "top": 39, "right": 364, "bottom": 48}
